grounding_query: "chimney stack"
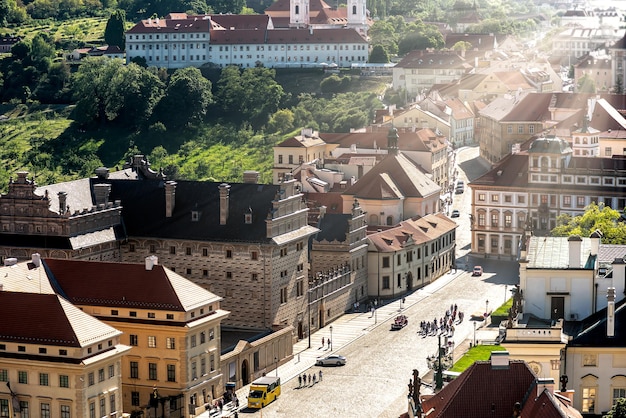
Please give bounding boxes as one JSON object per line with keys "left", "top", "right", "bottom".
{"left": 31, "top": 253, "right": 41, "bottom": 268}
{"left": 243, "top": 170, "right": 260, "bottom": 184}
{"left": 590, "top": 230, "right": 602, "bottom": 256}
{"left": 568, "top": 235, "right": 582, "bottom": 268}
{"left": 164, "top": 181, "right": 177, "bottom": 218}
{"left": 490, "top": 351, "right": 510, "bottom": 369}
{"left": 608, "top": 287, "right": 616, "bottom": 337}
{"left": 58, "top": 191, "right": 68, "bottom": 215}
{"left": 219, "top": 183, "right": 231, "bottom": 225}
{"left": 537, "top": 378, "right": 555, "bottom": 396}
{"left": 94, "top": 183, "right": 111, "bottom": 206}
{"left": 145, "top": 255, "right": 158, "bottom": 271}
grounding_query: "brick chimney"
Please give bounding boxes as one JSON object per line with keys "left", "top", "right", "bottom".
{"left": 94, "top": 183, "right": 111, "bottom": 206}
{"left": 243, "top": 170, "right": 260, "bottom": 184}
{"left": 568, "top": 235, "right": 582, "bottom": 268}
{"left": 164, "top": 181, "right": 176, "bottom": 218}
{"left": 219, "top": 183, "right": 231, "bottom": 225}
{"left": 607, "top": 287, "right": 616, "bottom": 337}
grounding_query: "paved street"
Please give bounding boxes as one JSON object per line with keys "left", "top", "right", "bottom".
{"left": 199, "top": 146, "right": 517, "bottom": 418}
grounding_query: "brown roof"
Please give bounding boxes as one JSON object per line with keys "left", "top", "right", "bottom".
{"left": 343, "top": 153, "right": 440, "bottom": 199}
{"left": 45, "top": 259, "right": 186, "bottom": 311}
{"left": 444, "top": 33, "right": 496, "bottom": 50}
{"left": 420, "top": 360, "right": 537, "bottom": 417}
{"left": 521, "top": 390, "right": 583, "bottom": 418}
{"left": 0, "top": 292, "right": 84, "bottom": 347}
{"left": 322, "top": 130, "right": 434, "bottom": 153}
{"left": 368, "top": 213, "right": 456, "bottom": 251}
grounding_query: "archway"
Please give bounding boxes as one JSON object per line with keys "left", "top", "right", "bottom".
{"left": 407, "top": 271, "right": 413, "bottom": 290}
{"left": 241, "top": 359, "right": 250, "bottom": 385}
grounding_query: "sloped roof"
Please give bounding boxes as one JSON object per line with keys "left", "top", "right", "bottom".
{"left": 90, "top": 178, "right": 280, "bottom": 243}
{"left": 521, "top": 389, "right": 583, "bottom": 418}
{"left": 343, "top": 153, "right": 440, "bottom": 199}
{"left": 525, "top": 236, "right": 594, "bottom": 269}
{"left": 444, "top": 33, "right": 496, "bottom": 50}
{"left": 420, "top": 359, "right": 537, "bottom": 417}
{"left": 367, "top": 213, "right": 456, "bottom": 251}
{"left": 314, "top": 213, "right": 351, "bottom": 242}
{"left": 45, "top": 258, "right": 188, "bottom": 311}
{"left": 569, "top": 299, "right": 626, "bottom": 347}
{"left": 0, "top": 291, "right": 120, "bottom": 347}
{"left": 396, "top": 50, "right": 468, "bottom": 70}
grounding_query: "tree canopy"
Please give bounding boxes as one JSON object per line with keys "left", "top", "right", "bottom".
{"left": 551, "top": 203, "right": 626, "bottom": 244}
{"left": 604, "top": 398, "right": 626, "bottom": 418}
{"left": 104, "top": 9, "right": 126, "bottom": 50}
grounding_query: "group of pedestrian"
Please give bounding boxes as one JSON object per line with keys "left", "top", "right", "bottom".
{"left": 418, "top": 303, "right": 463, "bottom": 337}
{"left": 298, "top": 370, "right": 323, "bottom": 388}
{"left": 321, "top": 337, "right": 331, "bottom": 350}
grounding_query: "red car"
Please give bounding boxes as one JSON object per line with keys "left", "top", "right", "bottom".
{"left": 391, "top": 314, "right": 408, "bottom": 330}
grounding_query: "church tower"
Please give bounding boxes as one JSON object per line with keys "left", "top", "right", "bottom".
{"left": 347, "top": 0, "right": 367, "bottom": 28}
{"left": 290, "top": 0, "right": 309, "bottom": 27}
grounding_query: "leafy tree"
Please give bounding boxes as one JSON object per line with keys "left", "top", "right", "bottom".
{"left": 215, "top": 66, "right": 284, "bottom": 130}
{"left": 157, "top": 66, "right": 213, "bottom": 129}
{"left": 33, "top": 62, "right": 72, "bottom": 103}
{"left": 29, "top": 33, "right": 56, "bottom": 73}
{"left": 105, "top": 9, "right": 126, "bottom": 50}
{"left": 397, "top": 24, "right": 444, "bottom": 55}
{"left": 0, "top": 0, "right": 9, "bottom": 25}
{"left": 452, "top": 41, "right": 472, "bottom": 52}
{"left": 72, "top": 57, "right": 127, "bottom": 126}
{"left": 208, "top": 0, "right": 244, "bottom": 13}
{"left": 604, "top": 398, "right": 626, "bottom": 418}
{"left": 368, "top": 20, "right": 399, "bottom": 56}
{"left": 369, "top": 45, "right": 390, "bottom": 63}
{"left": 577, "top": 74, "right": 596, "bottom": 93}
{"left": 107, "top": 62, "right": 165, "bottom": 128}
{"left": 267, "top": 109, "right": 294, "bottom": 134}
{"left": 552, "top": 203, "right": 626, "bottom": 244}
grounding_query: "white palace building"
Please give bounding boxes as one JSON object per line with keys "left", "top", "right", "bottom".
{"left": 125, "top": 0, "right": 370, "bottom": 69}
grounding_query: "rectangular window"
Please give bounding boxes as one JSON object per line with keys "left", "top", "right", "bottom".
{"left": 0, "top": 370, "right": 6, "bottom": 382}
{"left": 88, "top": 372, "right": 94, "bottom": 386}
{"left": 613, "top": 388, "right": 626, "bottom": 405}
{"left": 89, "top": 403, "right": 95, "bottom": 418}
{"left": 0, "top": 400, "right": 7, "bottom": 418}
{"left": 577, "top": 196, "right": 585, "bottom": 207}
{"left": 280, "top": 287, "right": 288, "bottom": 304}
{"left": 149, "top": 363, "right": 157, "bottom": 380}
{"left": 192, "top": 362, "right": 197, "bottom": 380}
{"left": 201, "top": 357, "right": 206, "bottom": 376}
{"left": 130, "top": 334, "right": 138, "bottom": 346}
{"left": 150, "top": 244, "right": 156, "bottom": 253}
{"left": 491, "top": 194, "right": 499, "bottom": 202}
{"left": 148, "top": 336, "right": 156, "bottom": 348}
{"left": 191, "top": 335, "right": 197, "bottom": 348}
{"left": 186, "top": 247, "right": 192, "bottom": 255}
{"left": 167, "top": 365, "right": 176, "bottom": 382}
{"left": 166, "top": 337, "right": 176, "bottom": 349}
{"left": 40, "top": 403, "right": 50, "bottom": 418}
{"left": 18, "top": 371, "right": 27, "bottom": 384}
{"left": 61, "top": 405, "right": 70, "bottom": 418}
{"left": 517, "top": 195, "right": 525, "bottom": 204}
{"left": 109, "top": 364, "right": 114, "bottom": 378}
{"left": 209, "top": 329, "right": 215, "bottom": 340}
{"left": 210, "top": 354, "right": 215, "bottom": 372}
{"left": 200, "top": 332, "right": 206, "bottom": 344}
{"left": 518, "top": 125, "right": 524, "bottom": 134}
{"left": 130, "top": 361, "right": 139, "bottom": 379}
{"left": 109, "top": 395, "right": 115, "bottom": 416}
{"left": 59, "top": 375, "right": 69, "bottom": 388}
{"left": 100, "top": 398, "right": 105, "bottom": 418}
{"left": 98, "top": 368, "right": 104, "bottom": 382}
{"left": 382, "top": 257, "right": 390, "bottom": 268}
{"left": 563, "top": 196, "right": 571, "bottom": 207}
{"left": 478, "top": 193, "right": 485, "bottom": 201}
{"left": 251, "top": 251, "right": 258, "bottom": 260}
{"left": 202, "top": 248, "right": 208, "bottom": 256}
{"left": 131, "top": 392, "right": 140, "bottom": 407}
{"left": 148, "top": 312, "right": 155, "bottom": 318}
{"left": 478, "top": 213, "right": 486, "bottom": 226}
{"left": 226, "top": 249, "right": 232, "bottom": 258}
{"left": 504, "top": 214, "right": 512, "bottom": 228}
{"left": 297, "top": 280, "right": 304, "bottom": 297}
{"left": 606, "top": 147, "right": 612, "bottom": 156}
{"left": 382, "top": 276, "right": 390, "bottom": 289}
{"left": 19, "top": 401, "right": 28, "bottom": 418}
{"left": 582, "top": 387, "right": 596, "bottom": 413}
{"left": 170, "top": 246, "right": 176, "bottom": 255}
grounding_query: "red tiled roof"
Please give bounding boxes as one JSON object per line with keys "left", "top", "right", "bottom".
{"left": 0, "top": 292, "right": 81, "bottom": 347}
{"left": 396, "top": 50, "right": 468, "bottom": 69}
{"left": 45, "top": 259, "right": 185, "bottom": 311}
{"left": 421, "top": 360, "right": 536, "bottom": 417}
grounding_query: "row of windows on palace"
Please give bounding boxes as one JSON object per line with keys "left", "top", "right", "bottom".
{"left": 0, "top": 368, "right": 118, "bottom": 418}
{"left": 128, "top": 355, "right": 215, "bottom": 384}
{"left": 377, "top": 233, "right": 455, "bottom": 270}
{"left": 128, "top": 242, "right": 304, "bottom": 258}
{"left": 0, "top": 340, "right": 113, "bottom": 357}
{"left": 128, "top": 43, "right": 366, "bottom": 52}
{"left": 476, "top": 191, "right": 626, "bottom": 208}
{"left": 135, "top": 54, "right": 367, "bottom": 64}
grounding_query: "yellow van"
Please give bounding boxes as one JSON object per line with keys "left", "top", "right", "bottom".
{"left": 247, "top": 376, "right": 281, "bottom": 408}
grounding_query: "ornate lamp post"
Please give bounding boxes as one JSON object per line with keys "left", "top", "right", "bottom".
{"left": 330, "top": 325, "right": 333, "bottom": 351}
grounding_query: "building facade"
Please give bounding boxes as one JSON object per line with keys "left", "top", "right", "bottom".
{"left": 125, "top": 13, "right": 368, "bottom": 69}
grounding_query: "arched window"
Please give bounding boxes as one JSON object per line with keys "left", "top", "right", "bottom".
{"left": 369, "top": 214, "right": 379, "bottom": 225}
{"left": 295, "top": 5, "right": 299, "bottom": 14}
{"left": 386, "top": 216, "right": 393, "bottom": 226}
{"left": 352, "top": 5, "right": 357, "bottom": 14}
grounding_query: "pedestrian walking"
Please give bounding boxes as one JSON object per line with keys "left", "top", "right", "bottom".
{"left": 298, "top": 374, "right": 302, "bottom": 387}
{"left": 308, "top": 373, "right": 311, "bottom": 385}
{"left": 312, "top": 374, "right": 316, "bottom": 385}
{"left": 322, "top": 336, "right": 325, "bottom": 347}
{"left": 319, "top": 370, "right": 323, "bottom": 381}
{"left": 327, "top": 338, "right": 331, "bottom": 349}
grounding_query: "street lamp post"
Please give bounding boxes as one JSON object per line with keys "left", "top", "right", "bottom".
{"left": 473, "top": 321, "right": 476, "bottom": 347}
{"left": 330, "top": 325, "right": 333, "bottom": 351}
{"left": 275, "top": 356, "right": 278, "bottom": 376}
{"left": 504, "top": 285, "right": 507, "bottom": 304}
{"left": 374, "top": 299, "right": 378, "bottom": 323}
{"left": 307, "top": 288, "right": 311, "bottom": 349}
{"left": 485, "top": 299, "right": 489, "bottom": 316}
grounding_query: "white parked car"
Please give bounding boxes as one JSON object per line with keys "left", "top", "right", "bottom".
{"left": 316, "top": 354, "right": 347, "bottom": 366}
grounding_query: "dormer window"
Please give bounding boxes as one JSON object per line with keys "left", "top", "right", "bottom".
{"left": 192, "top": 211, "right": 200, "bottom": 221}
{"left": 245, "top": 213, "right": 252, "bottom": 224}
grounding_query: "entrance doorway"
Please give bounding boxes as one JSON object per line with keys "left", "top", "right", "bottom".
{"left": 407, "top": 272, "right": 413, "bottom": 290}
{"left": 551, "top": 297, "right": 564, "bottom": 321}
{"left": 297, "top": 321, "right": 303, "bottom": 339}
{"left": 241, "top": 359, "right": 249, "bottom": 385}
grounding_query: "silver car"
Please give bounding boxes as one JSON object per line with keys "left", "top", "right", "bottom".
{"left": 316, "top": 354, "right": 347, "bottom": 366}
